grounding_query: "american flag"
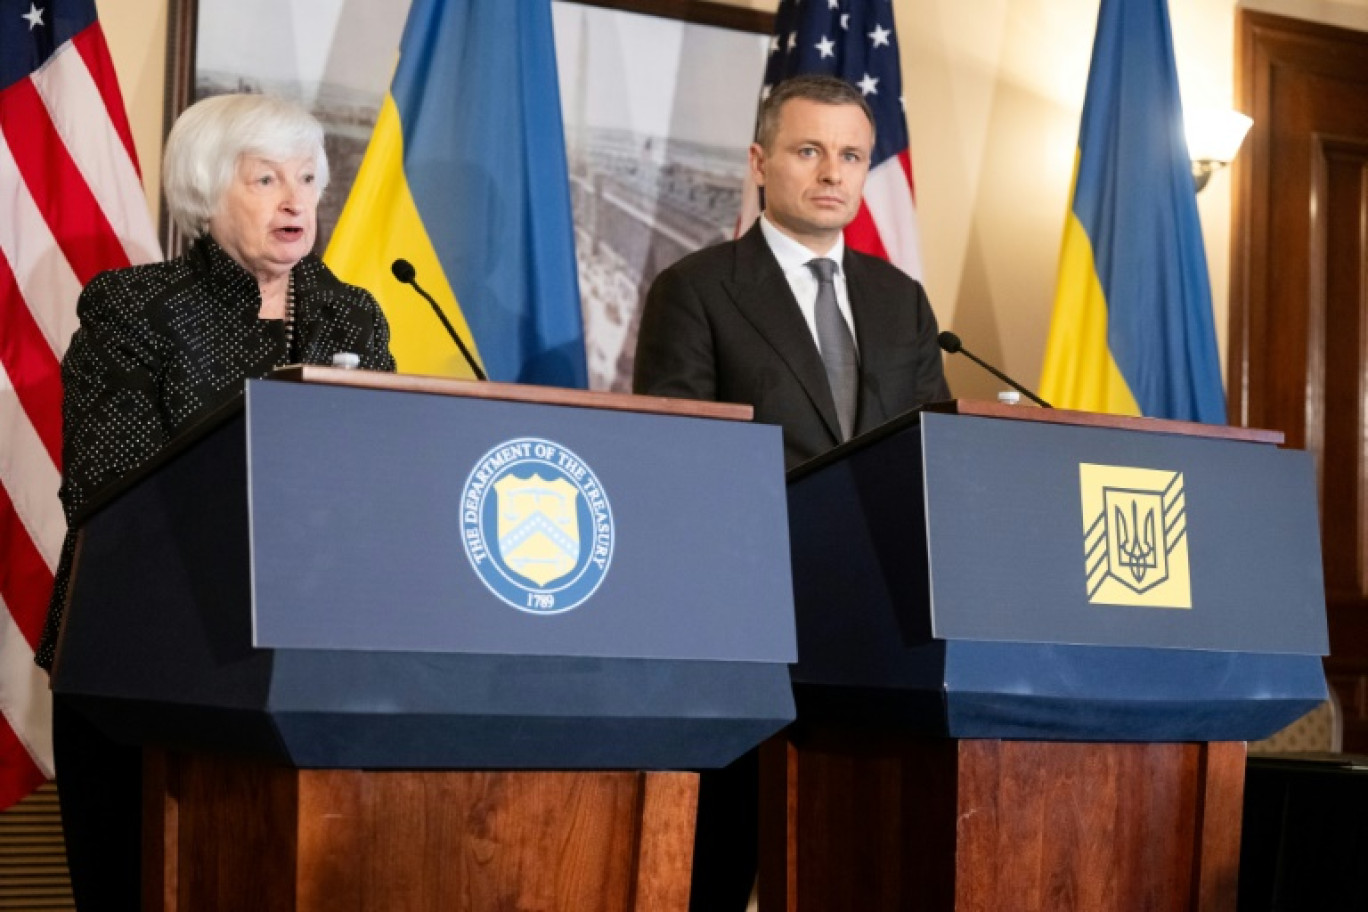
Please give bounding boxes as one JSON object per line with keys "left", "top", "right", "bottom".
{"left": 0, "top": 0, "right": 159, "bottom": 809}
{"left": 740, "top": 0, "right": 923, "bottom": 278}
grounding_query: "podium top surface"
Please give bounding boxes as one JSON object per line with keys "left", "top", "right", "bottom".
{"left": 926, "top": 400, "right": 1285, "bottom": 446}
{"left": 272, "top": 365, "right": 755, "bottom": 422}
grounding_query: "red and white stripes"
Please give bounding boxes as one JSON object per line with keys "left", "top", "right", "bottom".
{"left": 0, "top": 19, "right": 158, "bottom": 810}
{"left": 851, "top": 151, "right": 922, "bottom": 280}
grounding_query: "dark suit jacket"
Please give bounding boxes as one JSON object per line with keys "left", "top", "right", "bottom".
{"left": 634, "top": 222, "right": 950, "bottom": 469}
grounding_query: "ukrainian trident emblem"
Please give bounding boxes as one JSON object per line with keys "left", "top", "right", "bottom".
{"left": 1103, "top": 489, "right": 1166, "bottom": 589}
{"left": 1079, "top": 464, "right": 1193, "bottom": 609}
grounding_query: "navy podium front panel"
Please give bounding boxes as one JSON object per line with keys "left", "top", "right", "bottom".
{"left": 920, "top": 412, "right": 1326, "bottom": 655}
{"left": 246, "top": 379, "right": 796, "bottom": 663}
{"left": 786, "top": 410, "right": 1329, "bottom": 741}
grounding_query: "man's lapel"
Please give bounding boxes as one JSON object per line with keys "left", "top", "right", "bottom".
{"left": 844, "top": 249, "right": 902, "bottom": 434}
{"left": 723, "top": 224, "right": 843, "bottom": 443}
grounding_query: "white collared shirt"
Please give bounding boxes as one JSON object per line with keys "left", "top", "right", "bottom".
{"left": 758, "top": 214, "right": 859, "bottom": 355}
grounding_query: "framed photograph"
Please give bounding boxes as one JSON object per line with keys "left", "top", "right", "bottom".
{"left": 551, "top": 2, "right": 770, "bottom": 387}
{"left": 163, "top": 0, "right": 772, "bottom": 389}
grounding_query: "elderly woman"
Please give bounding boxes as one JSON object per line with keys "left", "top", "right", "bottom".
{"left": 38, "top": 93, "right": 394, "bottom": 910}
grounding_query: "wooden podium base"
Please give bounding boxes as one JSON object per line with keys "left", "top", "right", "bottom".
{"left": 759, "top": 731, "right": 1246, "bottom": 912}
{"left": 143, "top": 750, "right": 698, "bottom": 912}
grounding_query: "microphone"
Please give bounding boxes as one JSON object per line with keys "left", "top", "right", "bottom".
{"left": 390, "top": 258, "right": 487, "bottom": 381}
{"left": 938, "top": 331, "right": 1052, "bottom": 408}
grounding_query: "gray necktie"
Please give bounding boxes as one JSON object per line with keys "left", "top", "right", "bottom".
{"left": 808, "top": 257, "right": 858, "bottom": 440}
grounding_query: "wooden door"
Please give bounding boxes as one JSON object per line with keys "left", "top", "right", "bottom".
{"left": 1234, "top": 10, "right": 1368, "bottom": 749}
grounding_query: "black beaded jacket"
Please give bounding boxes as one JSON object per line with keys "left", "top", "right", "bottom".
{"left": 35, "top": 235, "right": 396, "bottom": 669}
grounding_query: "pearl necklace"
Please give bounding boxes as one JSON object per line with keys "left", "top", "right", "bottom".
{"left": 282, "top": 273, "right": 296, "bottom": 365}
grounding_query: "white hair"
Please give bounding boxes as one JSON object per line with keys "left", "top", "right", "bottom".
{"left": 162, "top": 93, "right": 330, "bottom": 239}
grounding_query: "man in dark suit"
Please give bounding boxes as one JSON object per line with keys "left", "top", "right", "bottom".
{"left": 634, "top": 74, "right": 949, "bottom": 472}
{"left": 633, "top": 75, "right": 950, "bottom": 911}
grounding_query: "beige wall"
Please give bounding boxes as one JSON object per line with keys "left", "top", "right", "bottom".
{"left": 95, "top": 0, "right": 166, "bottom": 227}
{"left": 96, "top": 0, "right": 1353, "bottom": 398}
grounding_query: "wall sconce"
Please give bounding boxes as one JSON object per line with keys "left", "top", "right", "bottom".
{"left": 1186, "top": 109, "right": 1254, "bottom": 192}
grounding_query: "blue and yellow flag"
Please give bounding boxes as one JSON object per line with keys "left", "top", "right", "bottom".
{"left": 1039, "top": 0, "right": 1225, "bottom": 422}
{"left": 326, "top": 0, "right": 587, "bottom": 386}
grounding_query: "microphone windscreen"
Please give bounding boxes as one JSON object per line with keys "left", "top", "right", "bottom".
{"left": 937, "top": 331, "right": 962, "bottom": 354}
{"left": 391, "top": 258, "right": 416, "bottom": 283}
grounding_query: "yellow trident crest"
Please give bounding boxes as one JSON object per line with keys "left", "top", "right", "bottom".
{"left": 1080, "top": 464, "right": 1192, "bottom": 609}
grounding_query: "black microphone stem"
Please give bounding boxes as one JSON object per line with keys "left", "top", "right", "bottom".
{"left": 416, "top": 282, "right": 487, "bottom": 381}
{"left": 957, "top": 347, "right": 1052, "bottom": 408}
{"left": 939, "top": 331, "right": 1052, "bottom": 408}
{"left": 392, "top": 262, "right": 487, "bottom": 381}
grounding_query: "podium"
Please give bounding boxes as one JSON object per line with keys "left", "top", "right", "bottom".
{"left": 51, "top": 369, "right": 798, "bottom": 911}
{"left": 764, "top": 401, "right": 1329, "bottom": 911}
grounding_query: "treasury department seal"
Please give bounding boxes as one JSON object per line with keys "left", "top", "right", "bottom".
{"left": 460, "top": 437, "right": 614, "bottom": 614}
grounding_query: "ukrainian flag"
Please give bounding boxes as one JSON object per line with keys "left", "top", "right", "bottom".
{"left": 326, "top": 0, "right": 587, "bottom": 386}
{"left": 1039, "top": 0, "right": 1225, "bottom": 423}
